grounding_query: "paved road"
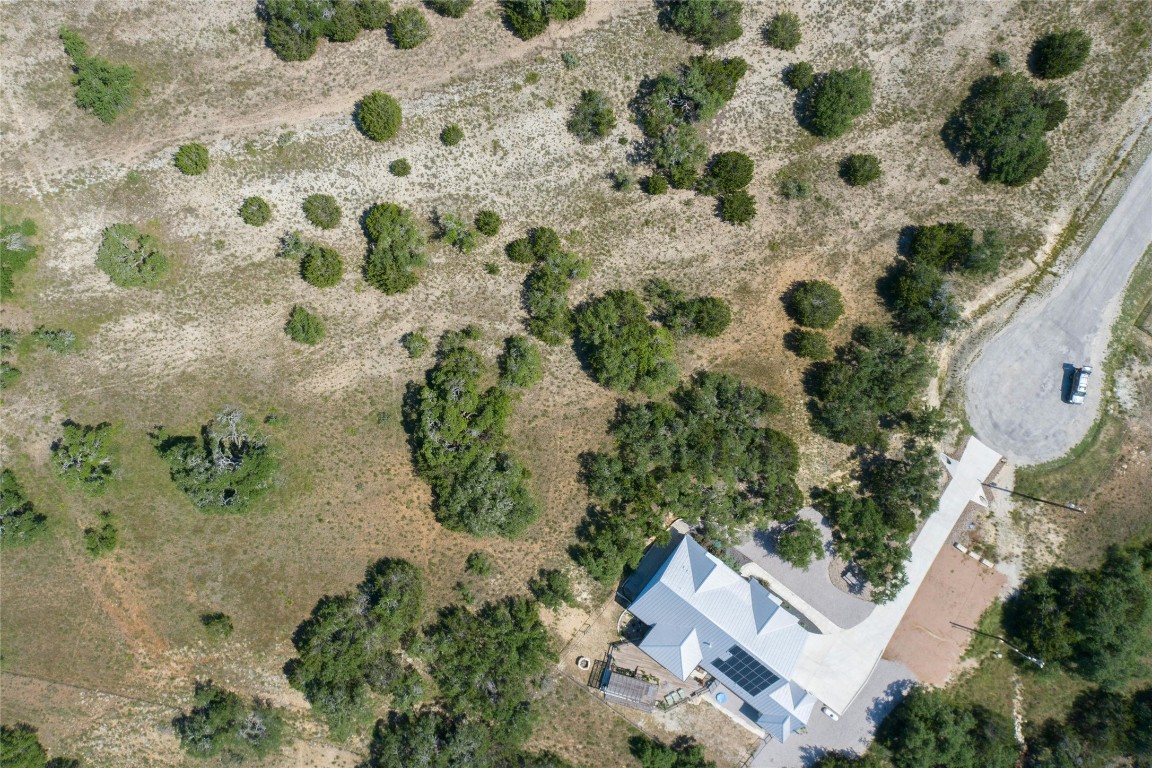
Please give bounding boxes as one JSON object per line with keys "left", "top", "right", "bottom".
{"left": 966, "top": 151, "right": 1152, "bottom": 465}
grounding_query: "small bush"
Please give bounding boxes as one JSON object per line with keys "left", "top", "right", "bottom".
{"left": 0, "top": 362, "right": 19, "bottom": 390}
{"left": 357, "top": 0, "right": 393, "bottom": 29}
{"left": 718, "top": 190, "right": 756, "bottom": 224}
{"left": 779, "top": 176, "right": 811, "bottom": 200}
{"left": 498, "top": 335, "right": 543, "bottom": 388}
{"left": 484, "top": 261, "right": 500, "bottom": 275}
{"left": 427, "top": 0, "right": 473, "bottom": 17}
{"left": 1030, "top": 30, "right": 1092, "bottom": 79}
{"left": 96, "top": 224, "right": 169, "bottom": 287}
{"left": 466, "top": 550, "right": 492, "bottom": 576}
{"left": 611, "top": 168, "right": 635, "bottom": 192}
{"left": 783, "top": 61, "right": 815, "bottom": 90}
{"left": 650, "top": 124, "right": 707, "bottom": 189}
{"left": 59, "top": 27, "right": 136, "bottom": 123}
{"left": 506, "top": 238, "right": 535, "bottom": 263}
{"left": 52, "top": 421, "right": 116, "bottom": 494}
{"left": 302, "top": 194, "right": 341, "bottom": 229}
{"left": 436, "top": 212, "right": 476, "bottom": 252}
{"left": 300, "top": 244, "right": 343, "bottom": 287}
{"left": 567, "top": 90, "right": 617, "bottom": 143}
{"left": 440, "top": 123, "right": 464, "bottom": 146}
{"left": 764, "top": 11, "right": 801, "bottom": 51}
{"left": 698, "top": 151, "right": 754, "bottom": 195}
{"left": 83, "top": 510, "right": 118, "bottom": 557}
{"left": 390, "top": 7, "right": 431, "bottom": 49}
{"left": 1036, "top": 86, "right": 1069, "bottom": 130}
{"left": 389, "top": 158, "right": 411, "bottom": 176}
{"left": 200, "top": 612, "right": 234, "bottom": 639}
{"left": 33, "top": 327, "right": 79, "bottom": 354}
{"left": 356, "top": 91, "right": 403, "bottom": 141}
{"left": 239, "top": 196, "right": 271, "bottom": 226}
{"left": 990, "top": 50, "right": 1010, "bottom": 69}
{"left": 786, "top": 281, "right": 844, "bottom": 329}
{"left": 561, "top": 51, "right": 580, "bottom": 69}
{"left": 839, "top": 153, "right": 881, "bottom": 186}
{"left": 173, "top": 143, "right": 210, "bottom": 175}
{"left": 401, "top": 330, "right": 430, "bottom": 358}
{"left": 784, "top": 328, "right": 830, "bottom": 360}
{"left": 474, "top": 209, "right": 502, "bottom": 236}
{"left": 529, "top": 568, "right": 576, "bottom": 609}
{"left": 664, "top": 0, "right": 744, "bottom": 49}
{"left": 0, "top": 469, "right": 47, "bottom": 548}
{"left": 285, "top": 305, "right": 325, "bottom": 345}
{"left": 644, "top": 174, "right": 670, "bottom": 195}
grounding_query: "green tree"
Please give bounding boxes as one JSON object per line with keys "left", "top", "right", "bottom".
{"left": 943, "top": 73, "right": 1057, "bottom": 186}
{"left": 644, "top": 174, "right": 670, "bottom": 195}
{"left": 96, "top": 223, "right": 169, "bottom": 287}
{"left": 239, "top": 196, "right": 271, "bottom": 226}
{"left": 840, "top": 153, "right": 881, "bottom": 186}
{"left": 698, "top": 151, "right": 753, "bottom": 195}
{"left": 201, "top": 611, "right": 234, "bottom": 639}
{"left": 574, "top": 290, "right": 677, "bottom": 394}
{"left": 776, "top": 518, "right": 823, "bottom": 569}
{"left": 435, "top": 212, "right": 476, "bottom": 252}
{"left": 0, "top": 469, "right": 47, "bottom": 549}
{"left": 0, "top": 213, "right": 39, "bottom": 300}
{"left": 1030, "top": 30, "right": 1092, "bottom": 79}
{"left": 356, "top": 91, "right": 403, "bottom": 141}
{"left": 303, "top": 194, "right": 341, "bottom": 229}
{"left": 405, "top": 335, "right": 539, "bottom": 537}
{"left": 440, "top": 123, "right": 464, "bottom": 146}
{"left": 808, "top": 325, "right": 934, "bottom": 445}
{"left": 908, "top": 222, "right": 974, "bottom": 270}
{"left": 285, "top": 305, "right": 326, "bottom": 344}
{"left": 428, "top": 0, "right": 473, "bottom": 17}
{"left": 401, "top": 330, "right": 430, "bottom": 358}
{"left": 59, "top": 27, "right": 136, "bottom": 123}
{"left": 173, "top": 143, "right": 210, "bottom": 175}
{"left": 784, "top": 328, "right": 831, "bottom": 360}
{"left": 357, "top": 0, "right": 393, "bottom": 29}
{"left": 644, "top": 278, "right": 732, "bottom": 337}
{"left": 783, "top": 61, "right": 815, "bottom": 91}
{"left": 363, "top": 202, "right": 427, "bottom": 294}
{"left": 389, "top": 6, "right": 431, "bottom": 48}
{"left": 634, "top": 56, "right": 748, "bottom": 138}
{"left": 803, "top": 67, "right": 873, "bottom": 138}
{"left": 475, "top": 209, "right": 502, "bottom": 236}
{"left": 718, "top": 190, "right": 756, "bottom": 224}
{"left": 630, "top": 735, "right": 717, "bottom": 768}
{"left": 174, "top": 680, "right": 283, "bottom": 759}
{"left": 886, "top": 260, "right": 962, "bottom": 342}
{"left": 466, "top": 550, "right": 493, "bottom": 576}
{"left": 498, "top": 335, "right": 543, "bottom": 388}
{"left": 785, "top": 280, "right": 844, "bottom": 329}
{"left": 877, "top": 686, "right": 1020, "bottom": 768}
{"left": 650, "top": 124, "right": 708, "bottom": 189}
{"left": 567, "top": 90, "right": 617, "bottom": 143}
{"left": 83, "top": 510, "right": 118, "bottom": 556}
{"left": 0, "top": 723, "right": 47, "bottom": 768}
{"left": 764, "top": 12, "right": 800, "bottom": 51}
{"left": 300, "top": 244, "right": 343, "bottom": 287}
{"left": 287, "top": 558, "right": 425, "bottom": 736}
{"left": 663, "top": 0, "right": 743, "bottom": 48}
{"left": 501, "top": 0, "right": 585, "bottom": 40}
{"left": 529, "top": 568, "right": 576, "bottom": 608}
{"left": 52, "top": 421, "right": 116, "bottom": 494}
{"left": 152, "top": 408, "right": 279, "bottom": 512}
{"left": 521, "top": 230, "right": 590, "bottom": 345}
{"left": 263, "top": 0, "right": 329, "bottom": 60}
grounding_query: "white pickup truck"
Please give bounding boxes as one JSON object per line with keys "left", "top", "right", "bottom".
{"left": 1070, "top": 365, "right": 1092, "bottom": 404}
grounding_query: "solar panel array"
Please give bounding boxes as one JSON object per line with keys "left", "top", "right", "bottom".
{"left": 713, "top": 645, "right": 779, "bottom": 696}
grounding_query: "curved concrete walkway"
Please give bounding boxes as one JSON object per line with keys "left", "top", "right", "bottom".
{"left": 966, "top": 151, "right": 1152, "bottom": 465}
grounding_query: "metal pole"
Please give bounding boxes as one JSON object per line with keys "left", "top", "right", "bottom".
{"left": 950, "top": 621, "right": 1044, "bottom": 669}
{"left": 982, "top": 481, "right": 1085, "bottom": 513}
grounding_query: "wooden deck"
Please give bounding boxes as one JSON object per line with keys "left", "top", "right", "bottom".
{"left": 605, "top": 642, "right": 709, "bottom": 710}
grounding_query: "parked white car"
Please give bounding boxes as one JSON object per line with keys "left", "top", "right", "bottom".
{"left": 1070, "top": 365, "right": 1092, "bottom": 405}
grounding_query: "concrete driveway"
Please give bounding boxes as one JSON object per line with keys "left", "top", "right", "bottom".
{"left": 966, "top": 151, "right": 1152, "bottom": 465}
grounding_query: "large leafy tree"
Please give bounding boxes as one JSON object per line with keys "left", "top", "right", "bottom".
{"left": 575, "top": 371, "right": 802, "bottom": 583}
{"left": 877, "top": 687, "right": 1020, "bottom": 768}
{"left": 803, "top": 67, "right": 873, "bottom": 138}
{"left": 405, "top": 333, "right": 539, "bottom": 537}
{"left": 574, "top": 290, "right": 678, "bottom": 395}
{"left": 287, "top": 558, "right": 424, "bottom": 736}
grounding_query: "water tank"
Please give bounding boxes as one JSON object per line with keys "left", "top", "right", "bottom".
{"left": 715, "top": 692, "right": 728, "bottom": 704}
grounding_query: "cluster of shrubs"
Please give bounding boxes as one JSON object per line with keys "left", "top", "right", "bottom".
{"left": 1, "top": 212, "right": 38, "bottom": 300}
{"left": 643, "top": 278, "right": 732, "bottom": 337}
{"left": 59, "top": 26, "right": 136, "bottom": 123}
{"left": 95, "top": 223, "right": 169, "bottom": 287}
{"left": 279, "top": 231, "right": 344, "bottom": 288}
{"left": 151, "top": 408, "right": 278, "bottom": 512}
{"left": 0, "top": 468, "right": 47, "bottom": 549}
{"left": 575, "top": 289, "right": 678, "bottom": 395}
{"left": 884, "top": 223, "right": 1004, "bottom": 341}
{"left": 174, "top": 681, "right": 283, "bottom": 760}
{"left": 501, "top": 0, "right": 586, "bottom": 41}
{"left": 363, "top": 202, "right": 427, "bottom": 293}
{"left": 51, "top": 420, "right": 116, "bottom": 494}
{"left": 509, "top": 227, "right": 590, "bottom": 345}
{"left": 404, "top": 330, "right": 538, "bottom": 538}
{"left": 662, "top": 0, "right": 743, "bottom": 48}
{"left": 783, "top": 280, "right": 843, "bottom": 361}
{"left": 263, "top": 0, "right": 431, "bottom": 61}
{"left": 567, "top": 90, "right": 617, "bottom": 143}
{"left": 575, "top": 371, "right": 802, "bottom": 584}
{"left": 285, "top": 305, "right": 325, "bottom": 345}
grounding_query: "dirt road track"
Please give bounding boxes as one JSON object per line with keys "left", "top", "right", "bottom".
{"left": 966, "top": 149, "right": 1152, "bottom": 465}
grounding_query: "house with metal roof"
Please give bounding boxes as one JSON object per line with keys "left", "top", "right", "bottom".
{"left": 626, "top": 535, "right": 817, "bottom": 741}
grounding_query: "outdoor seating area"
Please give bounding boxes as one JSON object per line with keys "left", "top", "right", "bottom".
{"left": 596, "top": 640, "right": 708, "bottom": 712}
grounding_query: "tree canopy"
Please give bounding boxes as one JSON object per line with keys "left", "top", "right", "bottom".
{"left": 59, "top": 26, "right": 136, "bottom": 123}
{"left": 644, "top": 278, "right": 732, "bottom": 338}
{"left": 630, "top": 735, "right": 717, "bottom": 768}
{"left": 574, "top": 290, "right": 678, "bottom": 395}
{"left": 356, "top": 91, "right": 403, "bottom": 142}
{"left": 567, "top": 90, "right": 617, "bottom": 143}
{"left": 96, "top": 223, "right": 169, "bottom": 287}
{"left": 807, "top": 325, "right": 934, "bottom": 446}
{"left": 498, "top": 335, "right": 543, "bottom": 388}
{"left": 362, "top": 202, "right": 427, "bottom": 294}
{"left": 634, "top": 56, "right": 748, "bottom": 138}
{"left": 662, "top": 0, "right": 743, "bottom": 49}
{"left": 51, "top": 421, "right": 116, "bottom": 494}
{"left": 517, "top": 228, "right": 590, "bottom": 345}
{"left": 263, "top": 0, "right": 393, "bottom": 61}
{"left": 404, "top": 332, "right": 539, "bottom": 537}
{"left": 501, "top": 0, "right": 587, "bottom": 41}
{"left": 876, "top": 686, "right": 1020, "bottom": 768}
{"left": 1030, "top": 30, "right": 1092, "bottom": 80}
{"left": 174, "top": 680, "right": 284, "bottom": 760}
{"left": 944, "top": 73, "right": 1061, "bottom": 186}
{"left": 803, "top": 67, "right": 873, "bottom": 138}
{"left": 785, "top": 280, "right": 844, "bottom": 329}
{"left": 575, "top": 371, "right": 802, "bottom": 583}
{"left": 287, "top": 558, "right": 425, "bottom": 736}
{"left": 763, "top": 12, "right": 801, "bottom": 51}
{"left": 152, "top": 408, "right": 279, "bottom": 512}
{"left": 285, "top": 305, "right": 326, "bottom": 345}
{"left": 0, "top": 469, "right": 47, "bottom": 549}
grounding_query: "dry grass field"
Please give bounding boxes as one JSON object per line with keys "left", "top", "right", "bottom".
{"left": 2, "top": 1, "right": 1152, "bottom": 765}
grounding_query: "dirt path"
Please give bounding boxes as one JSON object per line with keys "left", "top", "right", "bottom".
{"left": 965, "top": 141, "right": 1152, "bottom": 465}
